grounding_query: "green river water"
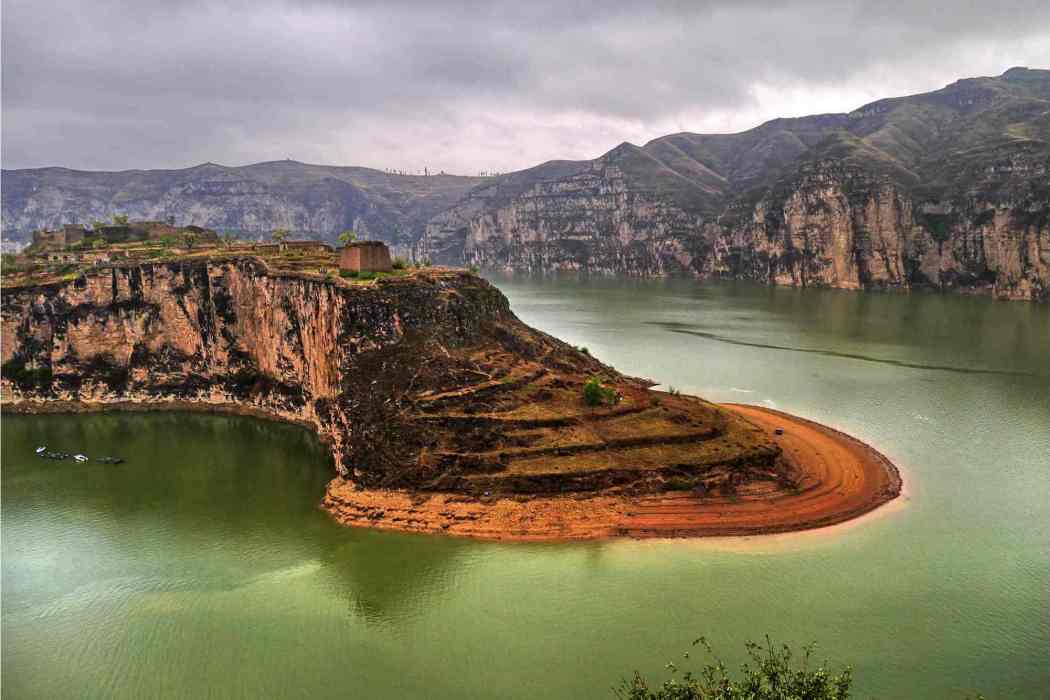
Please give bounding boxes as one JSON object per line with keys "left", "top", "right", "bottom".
{"left": 3, "top": 276, "right": 1048, "bottom": 699}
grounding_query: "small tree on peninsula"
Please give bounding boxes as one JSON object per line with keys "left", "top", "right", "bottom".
{"left": 583, "top": 376, "right": 617, "bottom": 407}
{"left": 271, "top": 228, "right": 289, "bottom": 244}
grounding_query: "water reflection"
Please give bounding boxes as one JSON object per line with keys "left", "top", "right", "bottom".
{"left": 318, "top": 531, "right": 471, "bottom": 626}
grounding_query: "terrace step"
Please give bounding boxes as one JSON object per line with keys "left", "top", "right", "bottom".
{"left": 413, "top": 366, "right": 548, "bottom": 406}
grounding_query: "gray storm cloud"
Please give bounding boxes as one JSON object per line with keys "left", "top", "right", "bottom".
{"left": 2, "top": 0, "right": 1049, "bottom": 173}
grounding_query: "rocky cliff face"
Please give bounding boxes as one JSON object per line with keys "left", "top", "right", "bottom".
{"left": 0, "top": 262, "right": 515, "bottom": 479}
{"left": 704, "top": 155, "right": 1050, "bottom": 299}
{"left": 6, "top": 69, "right": 1048, "bottom": 299}
{"left": 416, "top": 68, "right": 1050, "bottom": 300}
{"left": 418, "top": 157, "right": 1049, "bottom": 300}
{"left": 1, "top": 162, "right": 488, "bottom": 252}
{"left": 420, "top": 159, "right": 705, "bottom": 274}
{"left": 2, "top": 259, "right": 786, "bottom": 497}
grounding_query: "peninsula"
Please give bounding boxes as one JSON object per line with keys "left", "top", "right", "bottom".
{"left": 1, "top": 239, "right": 900, "bottom": 540}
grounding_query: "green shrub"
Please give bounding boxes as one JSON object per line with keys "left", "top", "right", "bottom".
{"left": 615, "top": 637, "right": 852, "bottom": 700}
{"left": 339, "top": 269, "right": 358, "bottom": 278}
{"left": 392, "top": 257, "right": 408, "bottom": 270}
{"left": 583, "top": 376, "right": 617, "bottom": 407}
{"left": 576, "top": 345, "right": 591, "bottom": 356}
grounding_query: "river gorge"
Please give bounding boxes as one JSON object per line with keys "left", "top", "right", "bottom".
{"left": 2, "top": 274, "right": 1047, "bottom": 698}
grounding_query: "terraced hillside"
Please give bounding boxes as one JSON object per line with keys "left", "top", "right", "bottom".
{"left": 398, "top": 346, "right": 781, "bottom": 495}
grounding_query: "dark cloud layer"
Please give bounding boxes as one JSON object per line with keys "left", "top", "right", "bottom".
{"left": 3, "top": 0, "right": 1048, "bottom": 174}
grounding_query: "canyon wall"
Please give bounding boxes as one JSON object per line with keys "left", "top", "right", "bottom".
{"left": 0, "top": 261, "right": 513, "bottom": 478}
{"left": 417, "top": 158, "right": 1048, "bottom": 301}
{"left": 420, "top": 161, "right": 705, "bottom": 275}
{"left": 6, "top": 69, "right": 1048, "bottom": 299}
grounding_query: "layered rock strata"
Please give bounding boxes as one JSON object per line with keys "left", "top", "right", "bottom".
{"left": 1, "top": 260, "right": 782, "bottom": 497}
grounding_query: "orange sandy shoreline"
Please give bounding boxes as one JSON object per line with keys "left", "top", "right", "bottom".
{"left": 323, "top": 403, "right": 903, "bottom": 541}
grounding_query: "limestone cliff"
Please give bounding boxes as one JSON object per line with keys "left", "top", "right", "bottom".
{"left": 415, "top": 68, "right": 1050, "bottom": 301}
{"left": 2, "top": 260, "right": 784, "bottom": 495}
{"left": 1, "top": 262, "right": 517, "bottom": 481}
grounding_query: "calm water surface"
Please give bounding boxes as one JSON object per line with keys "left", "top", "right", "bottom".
{"left": 3, "top": 276, "right": 1048, "bottom": 698}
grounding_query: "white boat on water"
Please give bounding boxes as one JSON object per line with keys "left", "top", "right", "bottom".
{"left": 35, "top": 446, "right": 47, "bottom": 454}
{"left": 73, "top": 454, "right": 89, "bottom": 463}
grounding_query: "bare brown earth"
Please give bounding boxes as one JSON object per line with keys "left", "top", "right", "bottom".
{"left": 323, "top": 403, "right": 902, "bottom": 541}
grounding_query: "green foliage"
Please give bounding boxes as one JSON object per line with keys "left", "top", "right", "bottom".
{"left": 615, "top": 637, "right": 852, "bottom": 700}
{"left": 91, "top": 219, "right": 107, "bottom": 231}
{"left": 182, "top": 232, "right": 198, "bottom": 249}
{"left": 339, "top": 269, "right": 358, "bottom": 278}
{"left": 338, "top": 230, "right": 357, "bottom": 245}
{"left": 272, "top": 228, "right": 289, "bottom": 244}
{"left": 357, "top": 271, "right": 377, "bottom": 281}
{"left": 112, "top": 213, "right": 129, "bottom": 225}
{"left": 583, "top": 376, "right": 617, "bottom": 407}
{"left": 392, "top": 257, "right": 408, "bottom": 270}
{"left": 469, "top": 264, "right": 480, "bottom": 274}
{"left": 159, "top": 235, "right": 177, "bottom": 247}
{"left": 91, "top": 238, "right": 107, "bottom": 249}
{"left": 576, "top": 345, "right": 591, "bottom": 356}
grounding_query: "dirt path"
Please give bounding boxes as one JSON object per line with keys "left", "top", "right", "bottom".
{"left": 322, "top": 404, "right": 902, "bottom": 541}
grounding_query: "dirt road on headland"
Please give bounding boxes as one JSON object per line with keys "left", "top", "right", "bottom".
{"left": 323, "top": 404, "right": 902, "bottom": 541}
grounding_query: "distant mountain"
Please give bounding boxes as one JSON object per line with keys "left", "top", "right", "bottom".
{"left": 4, "top": 68, "right": 1048, "bottom": 299}
{"left": 421, "top": 67, "right": 1049, "bottom": 299}
{"left": 1, "top": 161, "right": 488, "bottom": 252}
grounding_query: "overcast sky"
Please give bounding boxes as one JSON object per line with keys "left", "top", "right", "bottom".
{"left": 3, "top": 0, "right": 1049, "bottom": 174}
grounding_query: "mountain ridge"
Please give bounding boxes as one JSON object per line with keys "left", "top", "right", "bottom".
{"left": 4, "top": 67, "right": 1048, "bottom": 298}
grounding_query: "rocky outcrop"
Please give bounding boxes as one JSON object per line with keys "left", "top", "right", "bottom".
{"left": 0, "top": 262, "right": 516, "bottom": 479}
{"left": 706, "top": 157, "right": 1050, "bottom": 300}
{"left": 420, "top": 159, "right": 705, "bottom": 274}
{"left": 2, "top": 257, "right": 907, "bottom": 539}
{"left": 2, "top": 260, "right": 787, "bottom": 495}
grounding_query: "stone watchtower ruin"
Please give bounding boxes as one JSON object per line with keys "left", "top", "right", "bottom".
{"left": 339, "top": 241, "right": 392, "bottom": 273}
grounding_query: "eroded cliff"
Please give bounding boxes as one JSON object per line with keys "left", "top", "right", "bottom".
{"left": 1, "top": 260, "right": 785, "bottom": 496}
{"left": 6, "top": 69, "right": 1046, "bottom": 299}
{"left": 415, "top": 68, "right": 1050, "bottom": 301}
